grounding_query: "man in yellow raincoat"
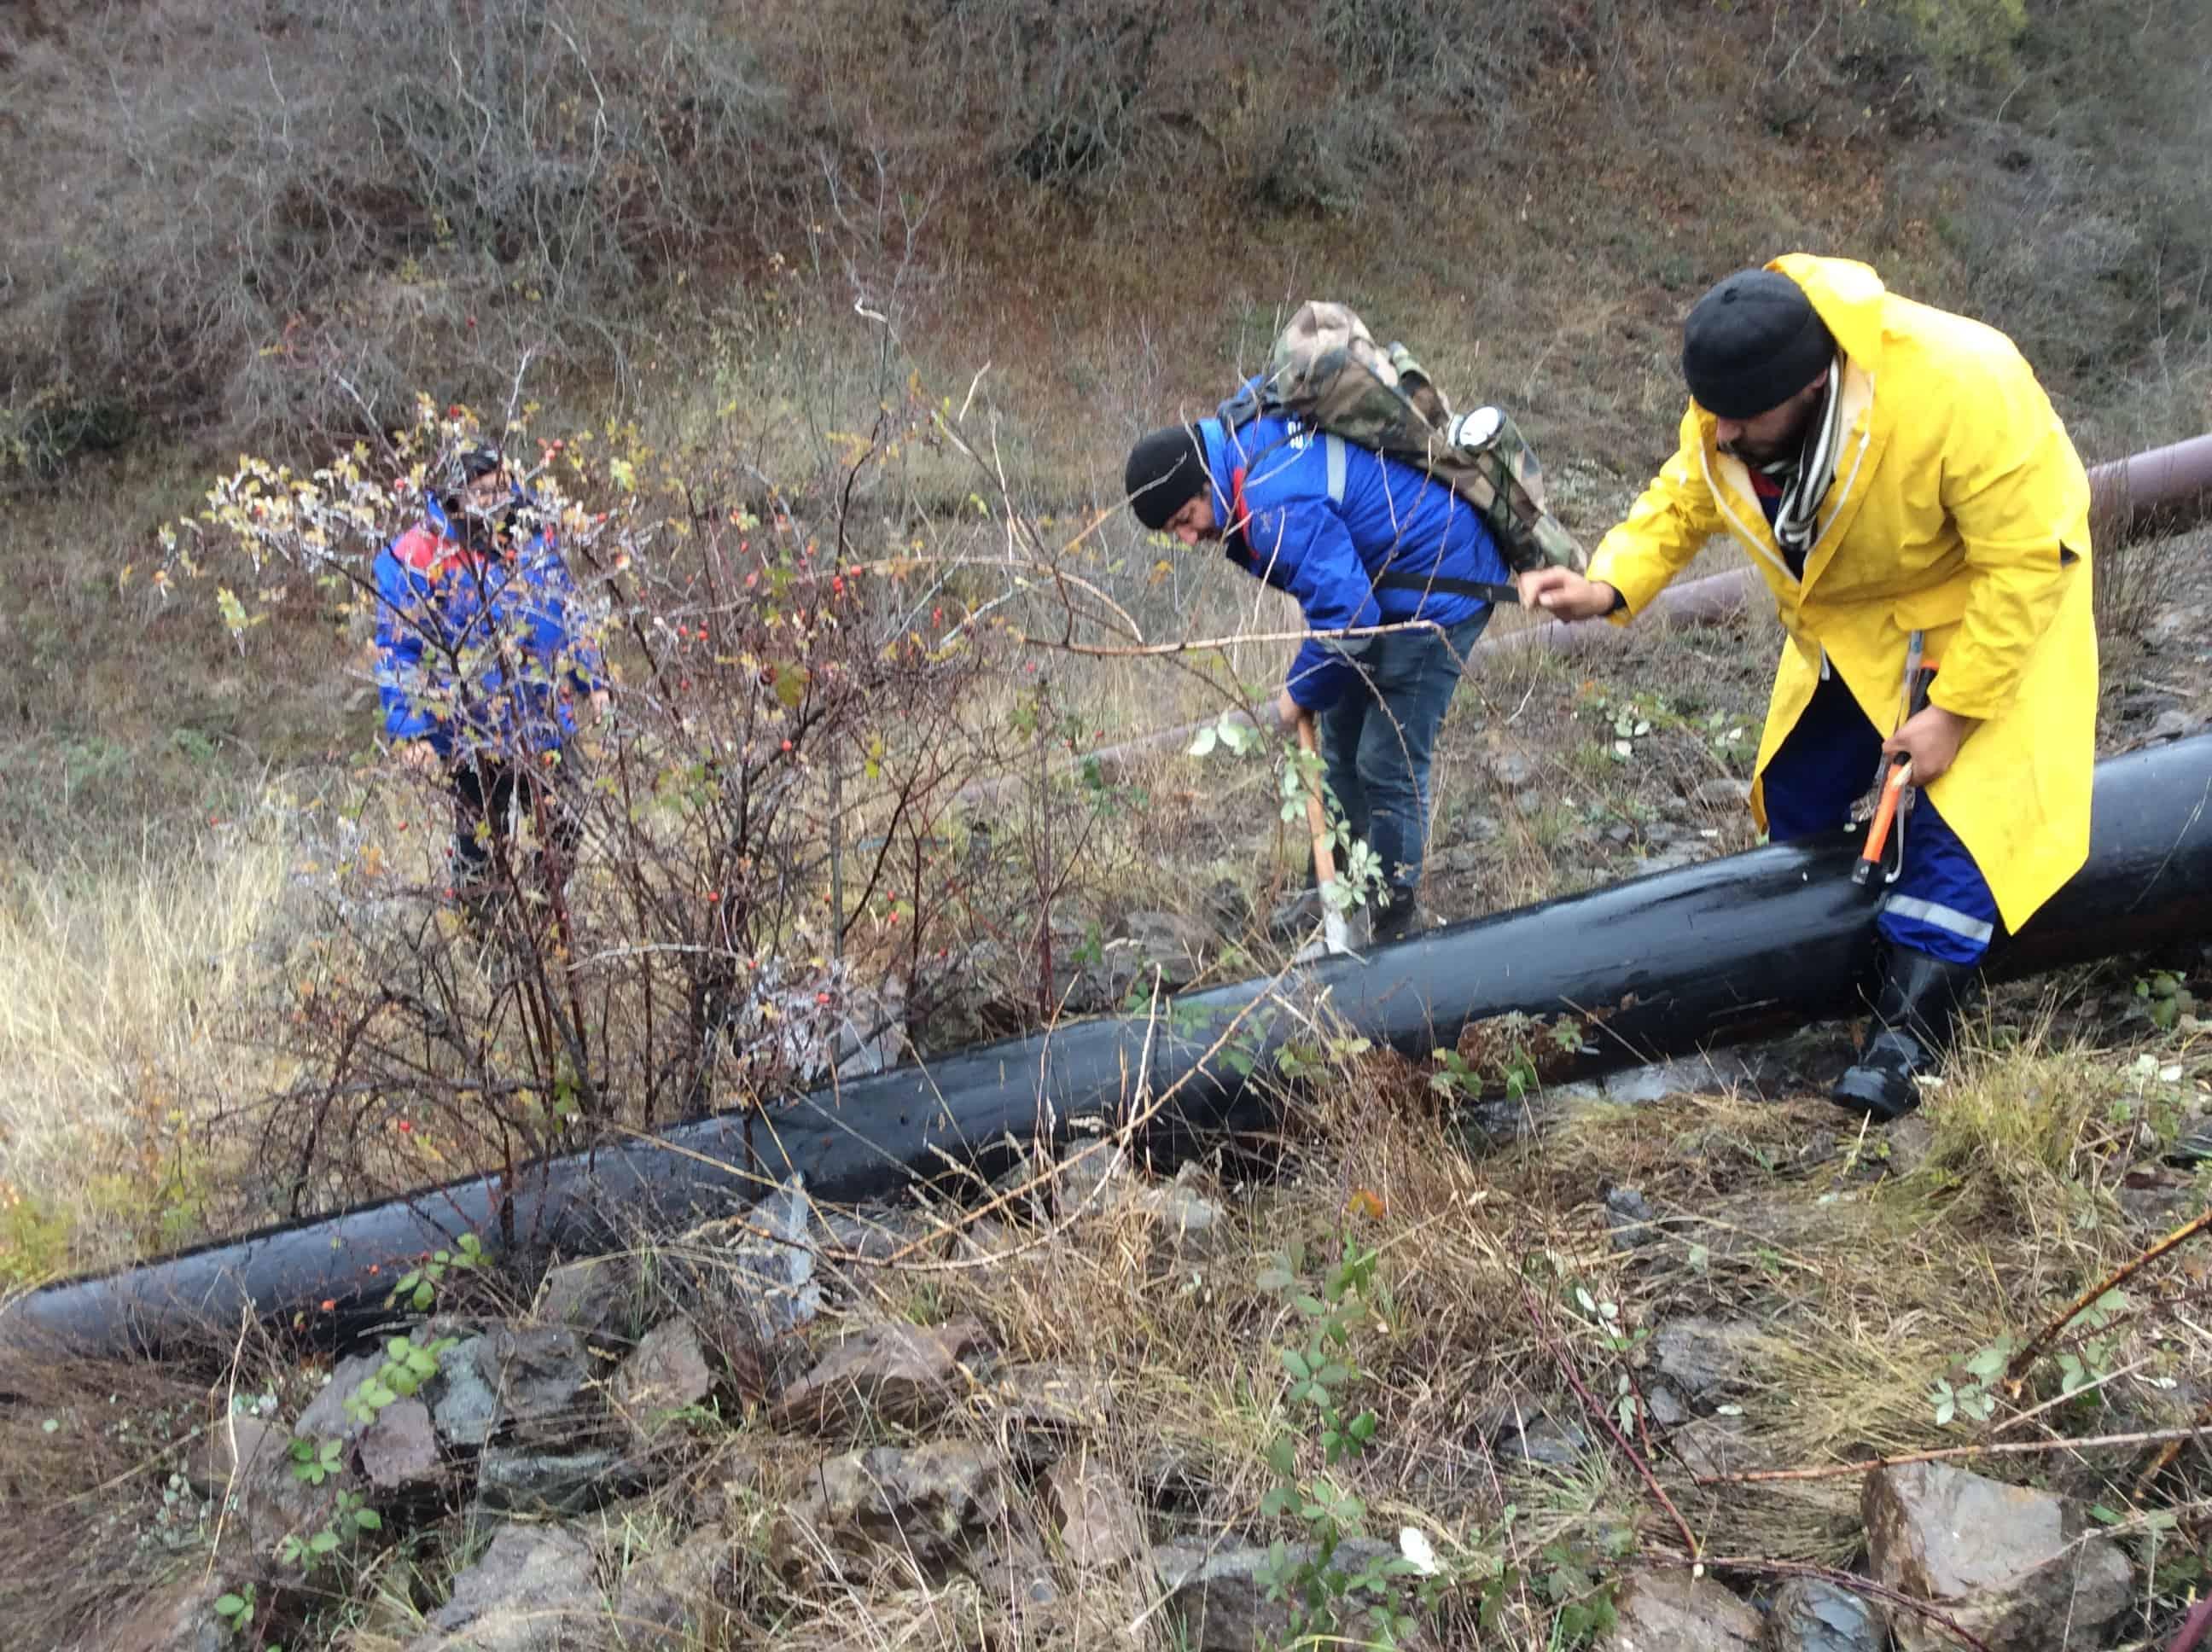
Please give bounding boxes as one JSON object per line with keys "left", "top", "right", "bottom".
{"left": 1522, "top": 255, "right": 2097, "bottom": 1120}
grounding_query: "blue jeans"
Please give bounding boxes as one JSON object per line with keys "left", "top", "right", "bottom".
{"left": 1317, "top": 613, "right": 1489, "bottom": 901}
{"left": 1762, "top": 667, "right": 1999, "bottom": 965}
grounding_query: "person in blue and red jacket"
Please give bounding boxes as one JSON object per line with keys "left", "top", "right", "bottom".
{"left": 374, "top": 443, "right": 608, "bottom": 913}
{"left": 1124, "top": 404, "right": 1510, "bottom": 940}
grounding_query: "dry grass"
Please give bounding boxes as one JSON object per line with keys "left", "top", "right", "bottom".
{"left": 0, "top": 828, "right": 299, "bottom": 1280}
{"left": 3, "top": 1001, "right": 2204, "bottom": 1649}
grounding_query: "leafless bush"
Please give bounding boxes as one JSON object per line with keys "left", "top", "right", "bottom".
{"left": 0, "top": 0, "right": 795, "bottom": 468}
{"left": 161, "top": 374, "right": 1171, "bottom": 1213}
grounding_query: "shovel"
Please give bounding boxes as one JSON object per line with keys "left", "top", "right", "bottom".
{"left": 1291, "top": 712, "right": 1355, "bottom": 962}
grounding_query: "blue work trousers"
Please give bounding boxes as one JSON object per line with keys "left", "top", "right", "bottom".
{"left": 1761, "top": 667, "right": 1999, "bottom": 964}
{"left": 1317, "top": 613, "right": 1489, "bottom": 900}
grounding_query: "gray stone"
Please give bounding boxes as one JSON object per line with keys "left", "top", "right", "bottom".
{"left": 428, "top": 1335, "right": 500, "bottom": 1447}
{"left": 1652, "top": 1317, "right": 1763, "bottom": 1402}
{"left": 294, "top": 1352, "right": 385, "bottom": 1444}
{"left": 1768, "top": 1577, "right": 1883, "bottom": 1652}
{"left": 1642, "top": 1382, "right": 1689, "bottom": 1429}
{"left": 1597, "top": 1568, "right": 1761, "bottom": 1651}
{"left": 476, "top": 1445, "right": 636, "bottom": 1517}
{"left": 1670, "top": 1416, "right": 1755, "bottom": 1480}
{"left": 73, "top": 1579, "right": 227, "bottom": 1652}
{"left": 1862, "top": 1461, "right": 2133, "bottom": 1651}
{"left": 1602, "top": 1054, "right": 1755, "bottom": 1106}
{"left": 1636, "top": 846, "right": 1708, "bottom": 875}
{"left": 712, "top": 1175, "right": 825, "bottom": 1341}
{"left": 1056, "top": 1138, "right": 1130, "bottom": 1216}
{"left": 1606, "top": 822, "right": 1637, "bottom": 845}
{"left": 533, "top": 1254, "right": 634, "bottom": 1338}
{"left": 185, "top": 1412, "right": 288, "bottom": 1500}
{"left": 1493, "top": 1409, "right": 1590, "bottom": 1467}
{"left": 614, "top": 1321, "right": 715, "bottom": 1441}
{"left": 971, "top": 1364, "right": 1116, "bottom": 1469}
{"left": 358, "top": 1398, "right": 440, "bottom": 1492}
{"left": 410, "top": 1523, "right": 605, "bottom": 1652}
{"left": 1459, "top": 811, "right": 1505, "bottom": 844}
{"left": 783, "top": 1442, "right": 1005, "bottom": 1568}
{"left": 1433, "top": 841, "right": 1487, "bottom": 875}
{"left": 1046, "top": 1453, "right": 1146, "bottom": 1568}
{"left": 1491, "top": 751, "right": 1535, "bottom": 787}
{"left": 1115, "top": 910, "right": 1217, "bottom": 987}
{"left": 971, "top": 1526, "right": 1062, "bottom": 1609}
{"left": 490, "top": 1326, "right": 592, "bottom": 1439}
{"left": 609, "top": 1528, "right": 735, "bottom": 1650}
{"left": 1605, "top": 1186, "right": 1660, "bottom": 1250}
{"left": 1132, "top": 1172, "right": 1225, "bottom": 1248}
{"left": 772, "top": 1315, "right": 994, "bottom": 1431}
{"left": 820, "top": 1205, "right": 940, "bottom": 1261}
{"left": 2148, "top": 707, "right": 2197, "bottom": 742}
{"left": 1696, "top": 777, "right": 1754, "bottom": 807}
{"left": 1153, "top": 1539, "right": 1399, "bottom": 1651}
{"left": 1513, "top": 787, "right": 1545, "bottom": 815}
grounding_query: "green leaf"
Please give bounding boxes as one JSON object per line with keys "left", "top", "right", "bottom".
{"left": 354, "top": 1507, "right": 383, "bottom": 1531}
{"left": 213, "top": 1594, "right": 247, "bottom": 1617}
{"left": 309, "top": 1530, "right": 341, "bottom": 1554}
{"left": 411, "top": 1281, "right": 434, "bottom": 1311}
{"left": 2090, "top": 1503, "right": 2122, "bottom": 1524}
{"left": 1964, "top": 1343, "right": 2011, "bottom": 1381}
{"left": 1186, "top": 725, "right": 1218, "bottom": 759}
{"left": 1281, "top": 1349, "right": 1312, "bottom": 1380}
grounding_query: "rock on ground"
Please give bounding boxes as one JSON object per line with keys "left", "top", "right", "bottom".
{"left": 185, "top": 1412, "right": 287, "bottom": 1500}
{"left": 72, "top": 1579, "right": 227, "bottom": 1652}
{"left": 408, "top": 1523, "right": 605, "bottom": 1652}
{"left": 1597, "top": 1569, "right": 1762, "bottom": 1651}
{"left": 475, "top": 1444, "right": 641, "bottom": 1517}
{"left": 1862, "top": 1461, "right": 2133, "bottom": 1651}
{"left": 771, "top": 1315, "right": 993, "bottom": 1431}
{"left": 1650, "top": 1316, "right": 1763, "bottom": 1404}
{"left": 781, "top": 1441, "right": 1006, "bottom": 1570}
{"left": 1152, "top": 1539, "right": 1398, "bottom": 1651}
{"left": 294, "top": 1351, "right": 385, "bottom": 1443}
{"left": 609, "top": 1527, "right": 736, "bottom": 1650}
{"left": 488, "top": 1327, "right": 593, "bottom": 1439}
{"left": 533, "top": 1254, "right": 636, "bottom": 1339}
{"left": 1046, "top": 1452, "right": 1146, "bottom": 1568}
{"left": 425, "top": 1335, "right": 499, "bottom": 1447}
{"left": 613, "top": 1320, "right": 715, "bottom": 1442}
{"left": 358, "top": 1397, "right": 440, "bottom": 1492}
{"left": 968, "top": 1364, "right": 1116, "bottom": 1470}
{"left": 1767, "top": 1577, "right": 1884, "bottom": 1652}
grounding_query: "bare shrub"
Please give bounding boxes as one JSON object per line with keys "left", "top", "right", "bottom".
{"left": 160, "top": 377, "right": 1172, "bottom": 1217}
{"left": 0, "top": 0, "right": 794, "bottom": 466}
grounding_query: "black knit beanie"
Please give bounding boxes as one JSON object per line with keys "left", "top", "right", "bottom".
{"left": 1681, "top": 269, "right": 1836, "bottom": 419}
{"left": 1124, "top": 427, "right": 1210, "bottom": 532}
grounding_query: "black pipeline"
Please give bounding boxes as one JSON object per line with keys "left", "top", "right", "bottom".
{"left": 18, "top": 736, "right": 2212, "bottom": 1357}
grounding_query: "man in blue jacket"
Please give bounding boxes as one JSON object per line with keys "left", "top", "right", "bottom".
{"left": 375, "top": 444, "right": 608, "bottom": 916}
{"left": 1124, "top": 411, "right": 1508, "bottom": 940}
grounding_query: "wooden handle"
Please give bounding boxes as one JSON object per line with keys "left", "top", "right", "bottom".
{"left": 1295, "top": 713, "right": 1339, "bottom": 889}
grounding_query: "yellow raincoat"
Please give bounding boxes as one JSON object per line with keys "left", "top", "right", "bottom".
{"left": 1589, "top": 254, "right": 2098, "bottom": 933}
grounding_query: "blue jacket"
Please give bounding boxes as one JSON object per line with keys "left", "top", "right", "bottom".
{"left": 1197, "top": 409, "right": 1509, "bottom": 711}
{"left": 373, "top": 506, "right": 605, "bottom": 761}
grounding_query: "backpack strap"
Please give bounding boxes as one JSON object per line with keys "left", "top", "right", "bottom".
{"left": 1373, "top": 569, "right": 1522, "bottom": 607}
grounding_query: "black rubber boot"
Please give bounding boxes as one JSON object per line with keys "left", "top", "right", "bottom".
{"left": 1369, "top": 887, "right": 1426, "bottom": 945}
{"left": 1831, "top": 948, "right": 1980, "bottom": 1122}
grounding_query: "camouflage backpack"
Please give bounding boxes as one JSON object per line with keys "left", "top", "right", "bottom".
{"left": 1218, "top": 300, "right": 1586, "bottom": 574}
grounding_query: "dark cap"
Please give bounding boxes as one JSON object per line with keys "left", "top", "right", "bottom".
{"left": 1124, "top": 427, "right": 1209, "bottom": 532}
{"left": 1681, "top": 269, "right": 1835, "bottom": 419}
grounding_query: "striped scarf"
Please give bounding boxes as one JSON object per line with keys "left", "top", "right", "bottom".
{"left": 1755, "top": 356, "right": 1844, "bottom": 570}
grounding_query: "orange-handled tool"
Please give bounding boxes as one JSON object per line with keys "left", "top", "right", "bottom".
{"left": 1852, "top": 758, "right": 1914, "bottom": 887}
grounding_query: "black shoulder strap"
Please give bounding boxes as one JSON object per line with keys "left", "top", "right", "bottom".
{"left": 1372, "top": 570, "right": 1521, "bottom": 607}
